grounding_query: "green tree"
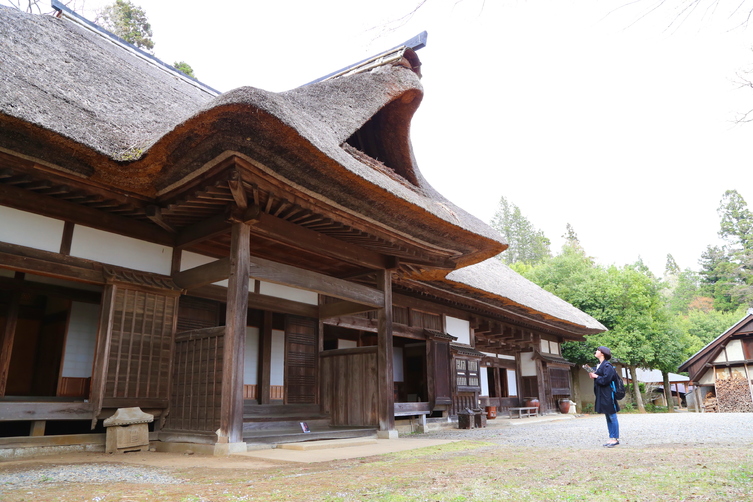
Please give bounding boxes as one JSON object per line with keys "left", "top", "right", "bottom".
{"left": 523, "top": 247, "right": 676, "bottom": 412}
{"left": 490, "top": 196, "right": 551, "bottom": 265}
{"left": 173, "top": 61, "right": 195, "bottom": 78}
{"left": 97, "top": 0, "right": 155, "bottom": 52}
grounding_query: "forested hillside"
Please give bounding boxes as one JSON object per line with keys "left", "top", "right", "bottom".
{"left": 492, "top": 190, "right": 752, "bottom": 411}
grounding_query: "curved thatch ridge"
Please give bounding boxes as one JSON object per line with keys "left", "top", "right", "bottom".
{"left": 0, "top": 7, "right": 505, "bottom": 261}
{"left": 441, "top": 258, "right": 607, "bottom": 333}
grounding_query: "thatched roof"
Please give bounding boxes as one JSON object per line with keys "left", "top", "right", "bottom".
{"left": 0, "top": 6, "right": 215, "bottom": 162}
{"left": 0, "top": 7, "right": 505, "bottom": 264}
{"left": 437, "top": 258, "right": 607, "bottom": 335}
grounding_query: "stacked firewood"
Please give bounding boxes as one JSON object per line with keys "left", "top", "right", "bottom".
{"left": 702, "top": 392, "right": 718, "bottom": 413}
{"left": 716, "top": 374, "right": 753, "bottom": 413}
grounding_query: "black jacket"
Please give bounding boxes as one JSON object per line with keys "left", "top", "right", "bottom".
{"left": 593, "top": 360, "right": 620, "bottom": 414}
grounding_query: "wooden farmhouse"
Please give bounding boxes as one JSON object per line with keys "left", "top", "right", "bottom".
{"left": 0, "top": 5, "right": 605, "bottom": 455}
{"left": 679, "top": 311, "right": 753, "bottom": 413}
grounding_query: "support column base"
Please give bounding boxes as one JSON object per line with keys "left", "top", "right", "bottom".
{"left": 213, "top": 442, "right": 247, "bottom": 456}
{"left": 377, "top": 429, "right": 399, "bottom": 440}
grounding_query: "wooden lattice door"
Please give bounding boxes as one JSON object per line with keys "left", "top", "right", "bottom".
{"left": 285, "top": 316, "right": 317, "bottom": 404}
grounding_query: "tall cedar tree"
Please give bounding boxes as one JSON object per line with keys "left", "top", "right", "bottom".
{"left": 490, "top": 196, "right": 551, "bottom": 265}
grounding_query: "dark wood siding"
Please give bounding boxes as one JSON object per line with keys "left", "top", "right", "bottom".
{"left": 165, "top": 326, "right": 224, "bottom": 432}
{"left": 104, "top": 288, "right": 176, "bottom": 401}
{"left": 320, "top": 347, "right": 378, "bottom": 426}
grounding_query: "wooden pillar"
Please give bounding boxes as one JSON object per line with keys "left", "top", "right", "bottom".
{"left": 219, "top": 222, "right": 249, "bottom": 444}
{"left": 0, "top": 290, "right": 21, "bottom": 396}
{"left": 534, "top": 358, "right": 547, "bottom": 413}
{"left": 89, "top": 283, "right": 117, "bottom": 429}
{"left": 376, "top": 269, "right": 394, "bottom": 433}
{"left": 30, "top": 421, "right": 46, "bottom": 437}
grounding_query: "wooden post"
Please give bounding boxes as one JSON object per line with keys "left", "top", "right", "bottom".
{"left": 0, "top": 290, "right": 21, "bottom": 396}
{"left": 219, "top": 222, "right": 249, "bottom": 444}
{"left": 376, "top": 269, "right": 394, "bottom": 434}
{"left": 534, "top": 358, "right": 547, "bottom": 413}
{"left": 89, "top": 283, "right": 117, "bottom": 429}
{"left": 30, "top": 421, "right": 46, "bottom": 436}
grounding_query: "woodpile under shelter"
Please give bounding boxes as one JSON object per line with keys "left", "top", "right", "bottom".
{"left": 0, "top": 5, "right": 605, "bottom": 456}
{"left": 679, "top": 311, "right": 753, "bottom": 413}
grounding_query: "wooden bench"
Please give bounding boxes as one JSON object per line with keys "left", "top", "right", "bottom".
{"left": 394, "top": 402, "right": 432, "bottom": 427}
{"left": 508, "top": 406, "right": 538, "bottom": 419}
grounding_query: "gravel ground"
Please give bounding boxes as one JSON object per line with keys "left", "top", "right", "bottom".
{"left": 1, "top": 412, "right": 752, "bottom": 494}
{"left": 410, "top": 412, "right": 753, "bottom": 448}
{"left": 0, "top": 463, "right": 184, "bottom": 493}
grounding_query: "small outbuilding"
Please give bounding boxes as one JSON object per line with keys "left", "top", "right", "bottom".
{"left": 679, "top": 311, "right": 753, "bottom": 413}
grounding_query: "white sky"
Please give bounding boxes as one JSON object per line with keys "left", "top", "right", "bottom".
{"left": 8, "top": 0, "right": 753, "bottom": 275}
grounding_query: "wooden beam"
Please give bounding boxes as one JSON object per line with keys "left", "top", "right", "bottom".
{"left": 246, "top": 255, "right": 384, "bottom": 308}
{"left": 319, "top": 300, "right": 376, "bottom": 320}
{"left": 0, "top": 182, "right": 172, "bottom": 246}
{"left": 219, "top": 222, "right": 249, "bottom": 444}
{"left": 249, "top": 212, "right": 389, "bottom": 271}
{"left": 0, "top": 242, "right": 104, "bottom": 284}
{"left": 376, "top": 269, "right": 394, "bottom": 432}
{"left": 189, "top": 284, "right": 319, "bottom": 318}
{"left": 0, "top": 402, "right": 95, "bottom": 421}
{"left": 227, "top": 170, "right": 248, "bottom": 209}
{"left": 172, "top": 257, "right": 230, "bottom": 290}
{"left": 174, "top": 212, "right": 232, "bottom": 249}
{"left": 146, "top": 205, "right": 176, "bottom": 233}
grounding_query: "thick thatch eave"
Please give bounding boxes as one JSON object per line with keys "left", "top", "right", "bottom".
{"left": 432, "top": 258, "right": 607, "bottom": 337}
{"left": 0, "top": 8, "right": 506, "bottom": 268}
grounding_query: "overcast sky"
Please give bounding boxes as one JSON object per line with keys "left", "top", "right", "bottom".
{"left": 8, "top": 0, "right": 753, "bottom": 275}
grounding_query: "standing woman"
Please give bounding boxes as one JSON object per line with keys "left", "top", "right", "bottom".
{"left": 589, "top": 346, "right": 620, "bottom": 447}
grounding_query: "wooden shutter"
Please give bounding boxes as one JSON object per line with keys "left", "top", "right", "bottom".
{"left": 285, "top": 316, "right": 317, "bottom": 404}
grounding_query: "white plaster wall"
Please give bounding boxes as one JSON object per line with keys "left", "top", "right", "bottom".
{"left": 259, "top": 281, "right": 318, "bottom": 305}
{"left": 714, "top": 351, "right": 728, "bottom": 363}
{"left": 71, "top": 225, "right": 172, "bottom": 275}
{"left": 244, "top": 327, "right": 260, "bottom": 385}
{"left": 506, "top": 369, "right": 518, "bottom": 396}
{"left": 445, "top": 316, "right": 470, "bottom": 345}
{"left": 699, "top": 369, "right": 715, "bottom": 385}
{"left": 338, "top": 339, "right": 357, "bottom": 349}
{"left": 393, "top": 346, "right": 404, "bottom": 382}
{"left": 519, "top": 351, "right": 536, "bottom": 377}
{"left": 61, "top": 302, "right": 100, "bottom": 378}
{"left": 726, "top": 340, "right": 745, "bottom": 361}
{"left": 270, "top": 329, "right": 285, "bottom": 386}
{"left": 0, "top": 205, "right": 64, "bottom": 253}
{"left": 480, "top": 366, "right": 489, "bottom": 396}
{"left": 579, "top": 370, "right": 595, "bottom": 405}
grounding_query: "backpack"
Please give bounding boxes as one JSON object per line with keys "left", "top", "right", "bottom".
{"left": 611, "top": 373, "right": 626, "bottom": 400}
